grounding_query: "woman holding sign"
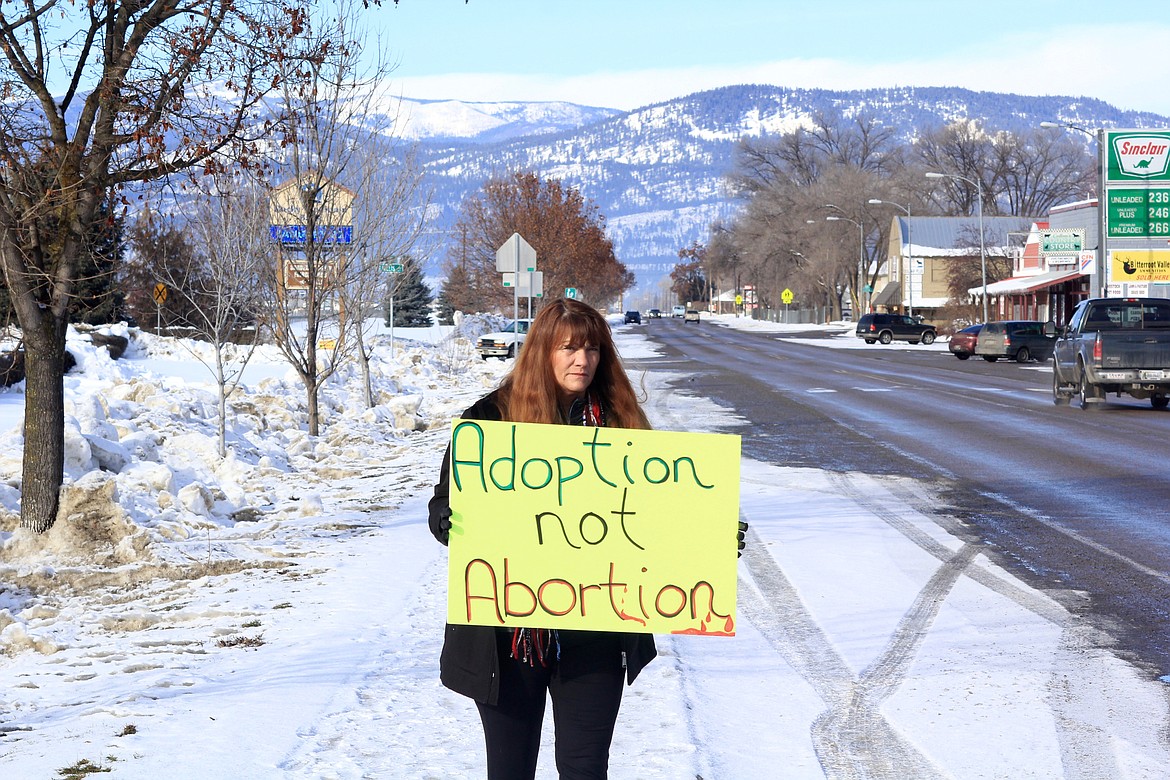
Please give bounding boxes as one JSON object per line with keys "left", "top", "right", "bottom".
{"left": 429, "top": 298, "right": 656, "bottom": 780}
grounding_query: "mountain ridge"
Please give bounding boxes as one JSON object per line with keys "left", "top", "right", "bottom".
{"left": 410, "top": 84, "right": 1169, "bottom": 297}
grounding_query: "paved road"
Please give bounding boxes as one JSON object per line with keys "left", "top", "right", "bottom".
{"left": 629, "top": 317, "right": 1170, "bottom": 677}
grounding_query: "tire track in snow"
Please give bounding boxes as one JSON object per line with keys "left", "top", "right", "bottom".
{"left": 831, "top": 474, "right": 1149, "bottom": 778}
{"left": 736, "top": 524, "right": 947, "bottom": 779}
{"left": 640, "top": 359, "right": 1163, "bottom": 777}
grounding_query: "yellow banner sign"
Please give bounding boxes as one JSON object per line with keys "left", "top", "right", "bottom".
{"left": 1112, "top": 249, "right": 1170, "bottom": 282}
{"left": 446, "top": 419, "right": 741, "bottom": 636}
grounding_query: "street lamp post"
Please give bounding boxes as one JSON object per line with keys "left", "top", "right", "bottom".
{"left": 868, "top": 198, "right": 913, "bottom": 317}
{"left": 825, "top": 215, "right": 867, "bottom": 313}
{"left": 1041, "top": 120, "right": 1106, "bottom": 298}
{"left": 926, "top": 171, "right": 989, "bottom": 323}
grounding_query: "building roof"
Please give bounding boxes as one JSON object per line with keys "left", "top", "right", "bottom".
{"left": 972, "top": 268, "right": 1084, "bottom": 296}
{"left": 896, "top": 216, "right": 1038, "bottom": 257}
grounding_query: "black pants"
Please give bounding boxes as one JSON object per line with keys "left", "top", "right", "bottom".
{"left": 476, "top": 629, "right": 625, "bottom": 780}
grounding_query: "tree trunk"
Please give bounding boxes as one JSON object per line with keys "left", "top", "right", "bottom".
{"left": 20, "top": 339, "right": 67, "bottom": 533}
{"left": 306, "top": 378, "right": 320, "bottom": 437}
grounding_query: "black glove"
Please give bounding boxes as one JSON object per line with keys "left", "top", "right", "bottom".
{"left": 437, "top": 506, "right": 453, "bottom": 546}
{"left": 737, "top": 520, "right": 748, "bottom": 558}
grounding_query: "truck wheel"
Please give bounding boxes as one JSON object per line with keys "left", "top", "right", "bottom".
{"left": 1052, "top": 370, "right": 1070, "bottom": 406}
{"left": 878, "top": 331, "right": 893, "bottom": 345}
{"left": 921, "top": 332, "right": 936, "bottom": 345}
{"left": 1153, "top": 395, "right": 1170, "bottom": 410}
{"left": 1078, "top": 370, "right": 1102, "bottom": 410}
{"left": 506, "top": 345, "right": 516, "bottom": 360}
{"left": 1014, "top": 347, "right": 1031, "bottom": 363}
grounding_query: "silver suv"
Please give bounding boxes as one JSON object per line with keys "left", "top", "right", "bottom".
{"left": 975, "top": 320, "right": 1056, "bottom": 362}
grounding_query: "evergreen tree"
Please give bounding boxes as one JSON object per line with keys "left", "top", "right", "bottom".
{"left": 0, "top": 199, "right": 126, "bottom": 327}
{"left": 123, "top": 209, "right": 210, "bottom": 332}
{"left": 434, "top": 283, "right": 457, "bottom": 326}
{"left": 386, "top": 255, "right": 433, "bottom": 327}
{"left": 72, "top": 201, "right": 127, "bottom": 325}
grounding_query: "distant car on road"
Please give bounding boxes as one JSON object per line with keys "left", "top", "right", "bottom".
{"left": 476, "top": 318, "right": 532, "bottom": 360}
{"left": 975, "top": 320, "right": 1056, "bottom": 363}
{"left": 949, "top": 324, "right": 983, "bottom": 360}
{"left": 647, "top": 308, "right": 662, "bottom": 319}
{"left": 623, "top": 310, "right": 642, "bottom": 324}
{"left": 671, "top": 305, "right": 687, "bottom": 318}
{"left": 684, "top": 309, "right": 700, "bottom": 323}
{"left": 855, "top": 313, "right": 937, "bottom": 345}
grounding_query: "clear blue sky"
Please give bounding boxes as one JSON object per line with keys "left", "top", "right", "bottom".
{"left": 368, "top": 0, "right": 1170, "bottom": 116}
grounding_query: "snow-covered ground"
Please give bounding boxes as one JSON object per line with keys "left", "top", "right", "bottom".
{"left": 0, "top": 313, "right": 1167, "bottom": 778}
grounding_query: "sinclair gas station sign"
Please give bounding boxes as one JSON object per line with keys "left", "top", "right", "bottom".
{"left": 1107, "top": 132, "right": 1170, "bottom": 183}
{"left": 1105, "top": 130, "right": 1170, "bottom": 287}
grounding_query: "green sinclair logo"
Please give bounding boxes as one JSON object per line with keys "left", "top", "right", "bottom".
{"left": 1111, "top": 132, "right": 1170, "bottom": 179}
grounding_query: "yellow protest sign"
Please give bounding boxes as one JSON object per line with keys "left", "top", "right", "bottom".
{"left": 446, "top": 419, "right": 741, "bottom": 636}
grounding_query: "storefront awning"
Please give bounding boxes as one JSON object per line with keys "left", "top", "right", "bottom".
{"left": 871, "top": 281, "right": 902, "bottom": 307}
{"left": 971, "top": 268, "right": 1084, "bottom": 297}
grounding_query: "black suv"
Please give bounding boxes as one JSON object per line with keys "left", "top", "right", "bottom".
{"left": 855, "top": 313, "right": 937, "bottom": 345}
{"left": 623, "top": 310, "right": 642, "bottom": 324}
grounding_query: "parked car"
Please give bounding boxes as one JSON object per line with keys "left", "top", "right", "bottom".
{"left": 476, "top": 318, "right": 532, "bottom": 360}
{"left": 671, "top": 305, "right": 687, "bottom": 318}
{"left": 623, "top": 310, "right": 642, "bottom": 324}
{"left": 854, "top": 313, "right": 937, "bottom": 345}
{"left": 684, "top": 309, "right": 700, "bottom": 323}
{"left": 647, "top": 308, "right": 662, "bottom": 319}
{"left": 949, "top": 324, "right": 983, "bottom": 360}
{"left": 975, "top": 320, "right": 1056, "bottom": 363}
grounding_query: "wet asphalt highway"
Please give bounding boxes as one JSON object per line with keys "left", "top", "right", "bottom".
{"left": 626, "top": 316, "right": 1170, "bottom": 678}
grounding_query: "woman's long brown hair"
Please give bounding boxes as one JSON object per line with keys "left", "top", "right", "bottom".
{"left": 495, "top": 299, "right": 651, "bottom": 429}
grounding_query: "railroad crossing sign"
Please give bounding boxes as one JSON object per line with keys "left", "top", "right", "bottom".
{"left": 153, "top": 283, "right": 167, "bottom": 304}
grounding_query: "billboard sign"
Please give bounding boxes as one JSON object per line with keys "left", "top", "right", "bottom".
{"left": 1040, "top": 229, "right": 1083, "bottom": 254}
{"left": 1107, "top": 131, "right": 1170, "bottom": 183}
{"left": 270, "top": 225, "right": 353, "bottom": 244}
{"left": 1107, "top": 188, "right": 1170, "bottom": 238}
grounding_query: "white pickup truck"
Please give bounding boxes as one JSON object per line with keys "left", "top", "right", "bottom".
{"left": 476, "top": 319, "right": 532, "bottom": 360}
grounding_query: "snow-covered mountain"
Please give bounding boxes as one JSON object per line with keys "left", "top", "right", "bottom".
{"left": 410, "top": 84, "right": 1169, "bottom": 299}
{"left": 388, "top": 96, "right": 620, "bottom": 143}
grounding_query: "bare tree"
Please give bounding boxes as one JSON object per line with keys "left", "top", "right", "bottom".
{"left": 444, "top": 172, "right": 632, "bottom": 312}
{"left": 0, "top": 0, "right": 323, "bottom": 532}
{"left": 259, "top": 0, "right": 424, "bottom": 436}
{"left": 338, "top": 144, "right": 432, "bottom": 410}
{"left": 989, "top": 128, "right": 1095, "bottom": 217}
{"left": 728, "top": 121, "right": 903, "bottom": 315}
{"left": 914, "top": 121, "right": 1092, "bottom": 218}
{"left": 160, "top": 175, "right": 272, "bottom": 457}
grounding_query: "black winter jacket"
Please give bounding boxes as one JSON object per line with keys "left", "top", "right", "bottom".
{"left": 427, "top": 391, "right": 657, "bottom": 705}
